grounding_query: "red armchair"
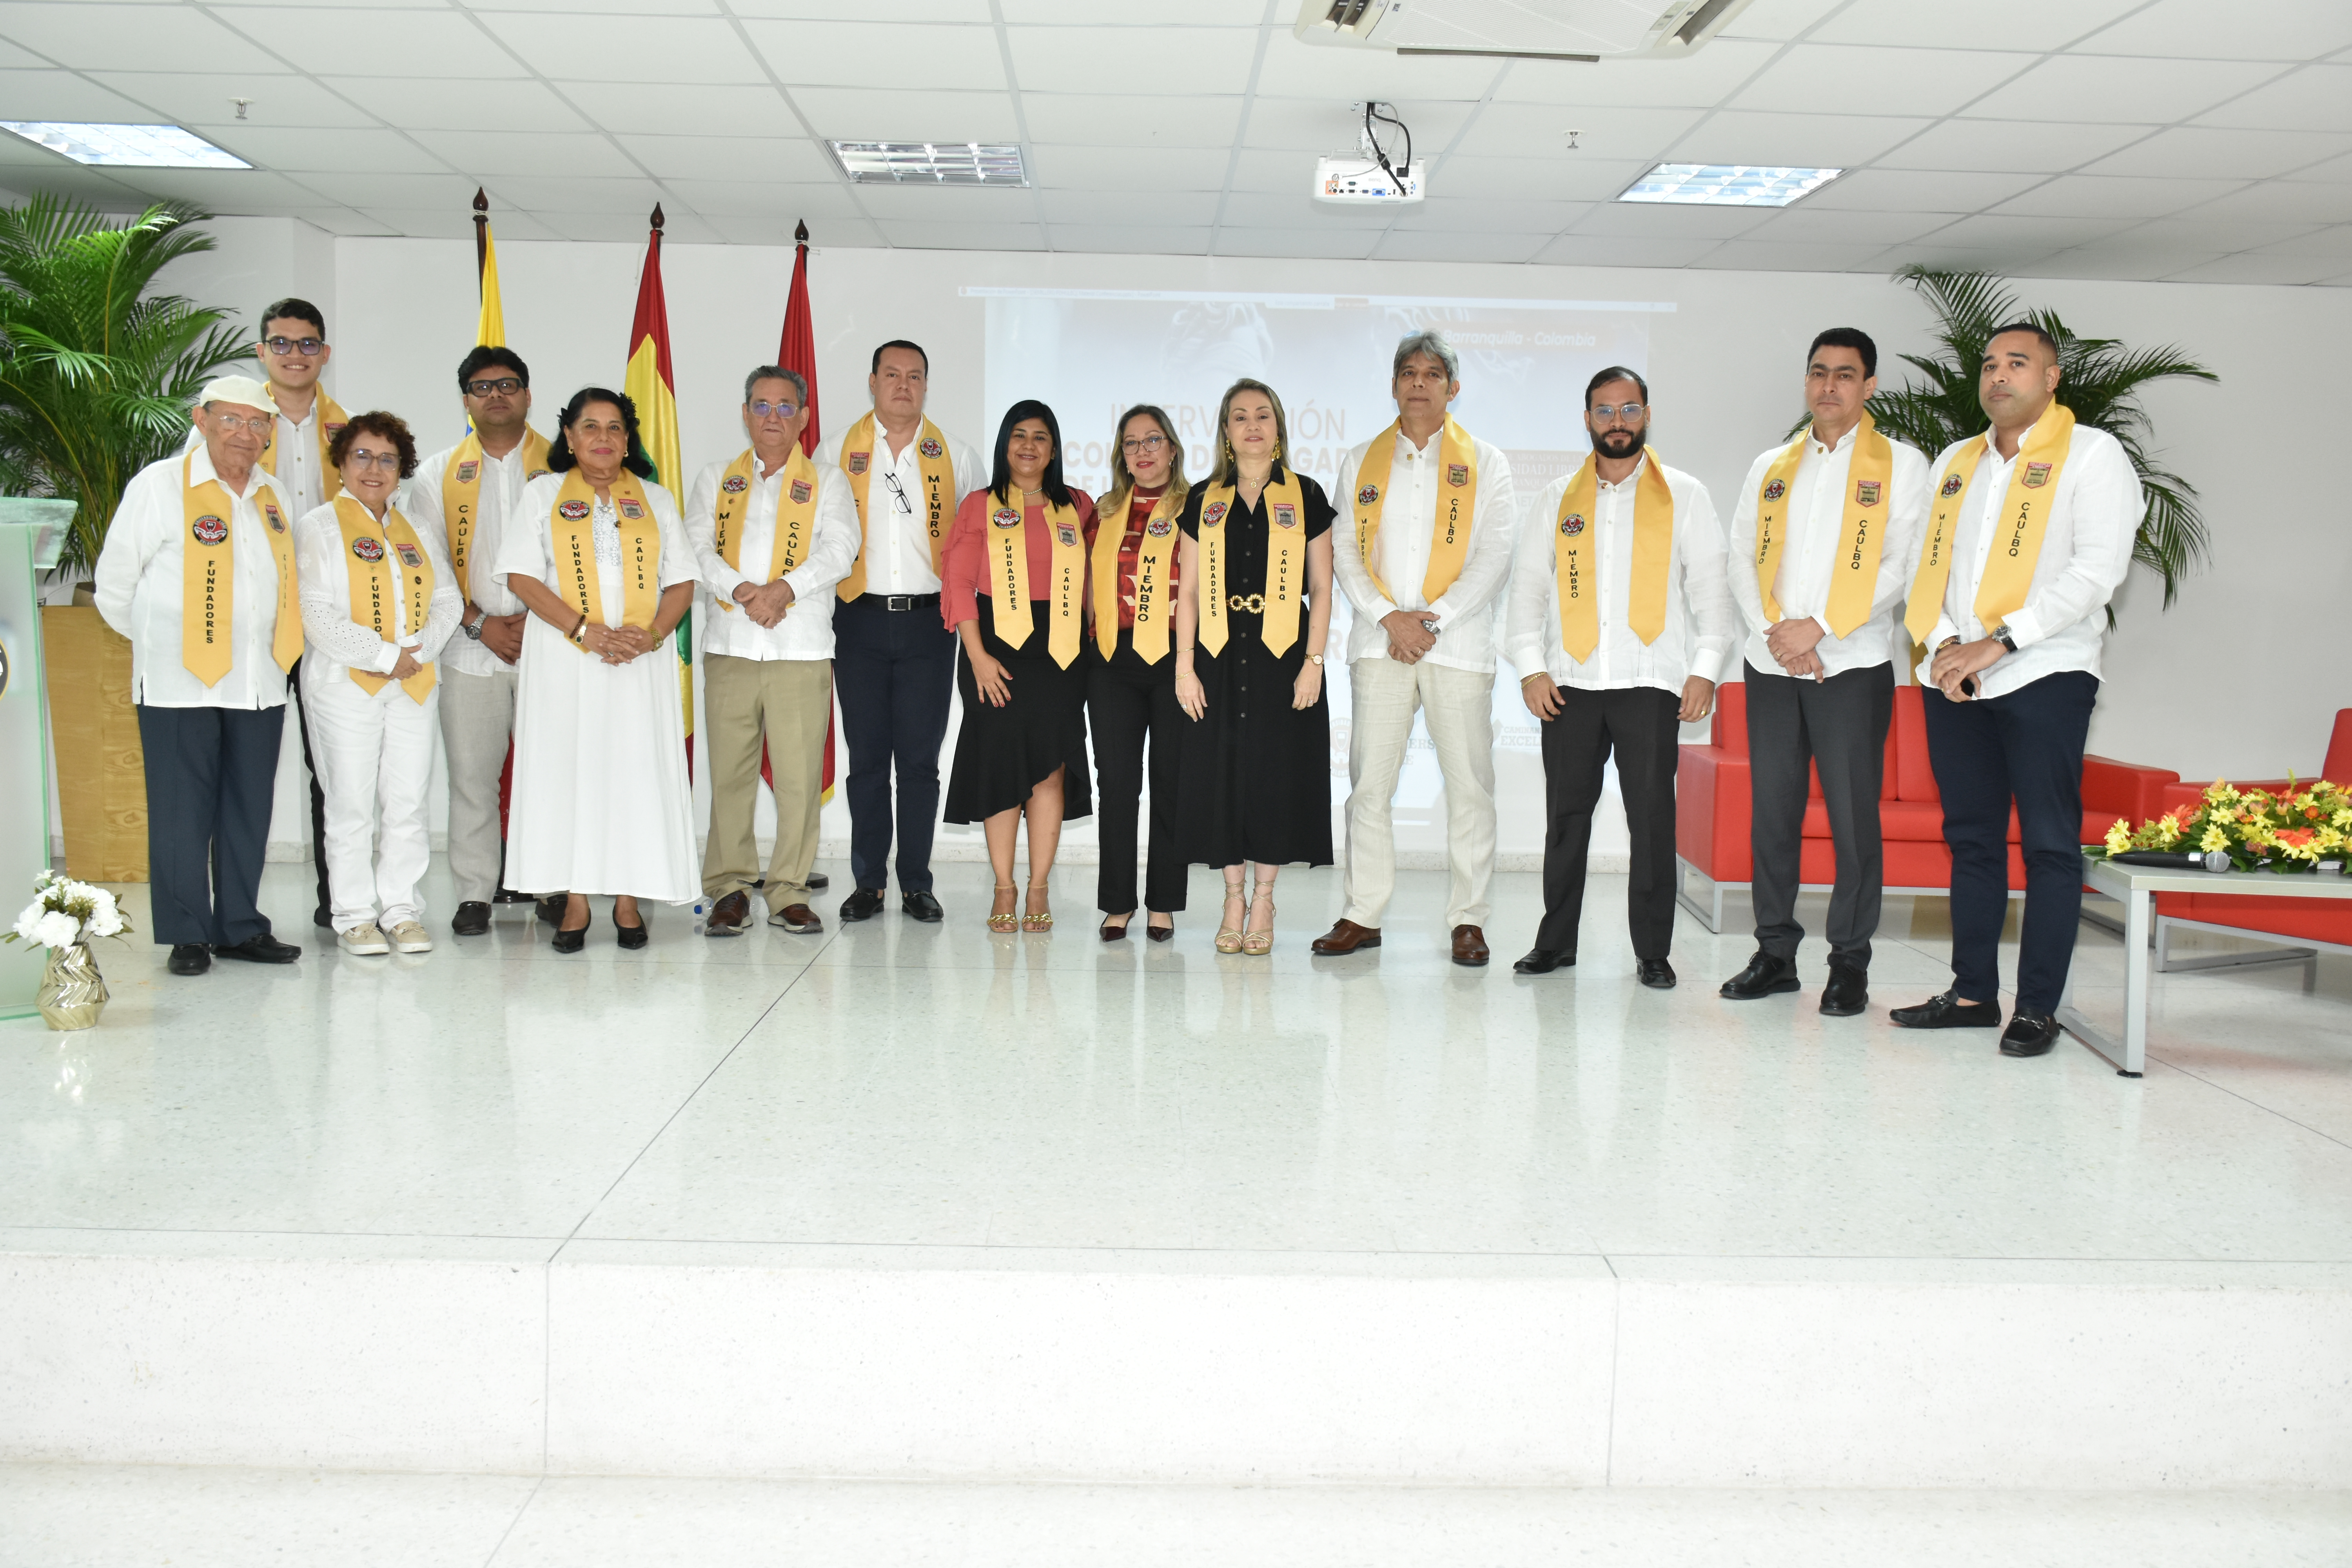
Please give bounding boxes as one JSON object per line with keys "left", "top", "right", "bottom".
{"left": 1675, "top": 681, "right": 2181, "bottom": 932}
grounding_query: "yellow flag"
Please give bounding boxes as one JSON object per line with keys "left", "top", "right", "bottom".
{"left": 476, "top": 224, "right": 506, "bottom": 348}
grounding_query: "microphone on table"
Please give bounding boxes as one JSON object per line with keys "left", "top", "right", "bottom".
{"left": 2106, "top": 850, "right": 2232, "bottom": 871}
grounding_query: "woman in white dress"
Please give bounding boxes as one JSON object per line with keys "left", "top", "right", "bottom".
{"left": 497, "top": 388, "right": 699, "bottom": 952}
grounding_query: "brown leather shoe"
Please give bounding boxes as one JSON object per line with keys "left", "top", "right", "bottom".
{"left": 705, "top": 890, "right": 751, "bottom": 937}
{"left": 1311, "top": 918, "right": 1382, "bottom": 955}
{"left": 768, "top": 902, "right": 823, "bottom": 934}
{"left": 1451, "top": 924, "right": 1490, "bottom": 967}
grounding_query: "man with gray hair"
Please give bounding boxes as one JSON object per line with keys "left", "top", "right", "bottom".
{"left": 1318, "top": 330, "right": 1519, "bottom": 966}
{"left": 685, "top": 365, "right": 861, "bottom": 936}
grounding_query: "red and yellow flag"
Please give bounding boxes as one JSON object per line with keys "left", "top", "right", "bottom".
{"left": 774, "top": 226, "right": 837, "bottom": 802}
{"left": 626, "top": 206, "right": 690, "bottom": 773}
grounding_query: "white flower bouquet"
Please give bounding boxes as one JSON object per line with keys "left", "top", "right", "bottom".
{"left": 6, "top": 869, "right": 132, "bottom": 950}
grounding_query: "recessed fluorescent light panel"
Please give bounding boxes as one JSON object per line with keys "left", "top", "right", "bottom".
{"left": 1618, "top": 163, "right": 1840, "bottom": 208}
{"left": 829, "top": 141, "right": 1029, "bottom": 186}
{"left": 0, "top": 122, "right": 250, "bottom": 169}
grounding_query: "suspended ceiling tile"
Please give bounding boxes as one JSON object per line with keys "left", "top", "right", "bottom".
{"left": 2183, "top": 181, "right": 2352, "bottom": 223}
{"left": 2161, "top": 251, "right": 2350, "bottom": 284}
{"left": 1708, "top": 0, "right": 1846, "bottom": 42}
{"left": 1994, "top": 55, "right": 2288, "bottom": 123}
{"left": 1210, "top": 225, "right": 1381, "bottom": 260}
{"left": 1532, "top": 234, "right": 1720, "bottom": 268}
{"left": 560, "top": 82, "right": 804, "bottom": 138}
{"left": 1453, "top": 103, "right": 1706, "bottom": 164}
{"left": 705, "top": 212, "right": 883, "bottom": 247}
{"left": 2021, "top": 244, "right": 2225, "bottom": 280}
{"left": 301, "top": 171, "right": 494, "bottom": 208}
{"left": 1991, "top": 174, "right": 2249, "bottom": 218}
{"left": 728, "top": 0, "right": 991, "bottom": 18}
{"left": 2250, "top": 222, "right": 2352, "bottom": 259}
{"left": 1034, "top": 189, "right": 1221, "bottom": 225}
{"left": 1738, "top": 206, "right": 1961, "bottom": 245}
{"left": 2122, "top": 216, "right": 2327, "bottom": 248}
{"left": 1489, "top": 40, "right": 1780, "bottom": 109}
{"left": 1387, "top": 194, "right": 1588, "bottom": 232}
{"left": 476, "top": 175, "right": 669, "bottom": 213}
{"left": 1907, "top": 211, "right": 2139, "bottom": 252}
{"left": 851, "top": 184, "right": 1038, "bottom": 222}
{"left": 1424, "top": 154, "right": 1652, "bottom": 204}
{"left": 1688, "top": 238, "right": 1894, "bottom": 272}
{"left": 0, "top": 68, "right": 151, "bottom": 120}
{"left": 1041, "top": 223, "right": 1218, "bottom": 255}
{"left": 872, "top": 218, "right": 1047, "bottom": 251}
{"left": 1728, "top": 46, "right": 2036, "bottom": 118}
{"left": 406, "top": 130, "right": 637, "bottom": 179}
{"left": 1370, "top": 229, "right": 1551, "bottom": 264}
{"left": 1666, "top": 111, "right": 1938, "bottom": 169}
{"left": 1809, "top": 0, "right": 2142, "bottom": 51}
{"left": 2071, "top": 0, "right": 2352, "bottom": 60}
{"left": 530, "top": 208, "right": 685, "bottom": 242}
{"left": 1216, "top": 189, "right": 1394, "bottom": 230}
{"left": 1004, "top": 0, "right": 1262, "bottom": 20}
{"left": 1242, "top": 96, "right": 1479, "bottom": 155}
{"left": 355, "top": 204, "right": 559, "bottom": 241}
{"left": 2085, "top": 126, "right": 2352, "bottom": 180}
{"left": 86, "top": 71, "right": 379, "bottom": 129}
{"left": 2194, "top": 65, "right": 2352, "bottom": 132}
{"left": 1801, "top": 167, "right": 2049, "bottom": 211}
{"left": 1879, "top": 241, "right": 2068, "bottom": 272}
{"left": 0, "top": 4, "right": 258, "bottom": 71}
{"left": 1878, "top": 118, "right": 2155, "bottom": 172}
{"left": 214, "top": 6, "right": 531, "bottom": 78}
{"left": 326, "top": 76, "right": 591, "bottom": 134}
{"left": 659, "top": 180, "right": 865, "bottom": 222}
{"left": 1024, "top": 94, "right": 1242, "bottom": 149}
{"left": 468, "top": 0, "right": 723, "bottom": 11}
{"left": 207, "top": 125, "right": 451, "bottom": 175}
{"left": 1568, "top": 202, "right": 1777, "bottom": 240}
{"left": 1252, "top": 40, "right": 1504, "bottom": 102}
{"left": 476, "top": 13, "right": 766, "bottom": 85}
{"left": 740, "top": 20, "right": 1005, "bottom": 91}
{"left": 783, "top": 85, "right": 1018, "bottom": 143}
{"left": 615, "top": 135, "right": 835, "bottom": 183}
{"left": 1005, "top": 26, "right": 1258, "bottom": 95}
{"left": 1025, "top": 143, "right": 1231, "bottom": 190}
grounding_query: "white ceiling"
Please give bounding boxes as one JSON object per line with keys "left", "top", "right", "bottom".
{"left": 4, "top": 0, "right": 2351, "bottom": 285}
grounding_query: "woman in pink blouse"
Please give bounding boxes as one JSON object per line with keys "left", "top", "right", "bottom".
{"left": 940, "top": 400, "right": 1098, "bottom": 932}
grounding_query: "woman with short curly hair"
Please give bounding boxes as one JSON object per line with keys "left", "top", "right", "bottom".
{"left": 296, "top": 408, "right": 462, "bottom": 955}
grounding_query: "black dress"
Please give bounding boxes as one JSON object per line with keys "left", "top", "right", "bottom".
{"left": 944, "top": 594, "right": 1095, "bottom": 825}
{"left": 1174, "top": 467, "right": 1335, "bottom": 868}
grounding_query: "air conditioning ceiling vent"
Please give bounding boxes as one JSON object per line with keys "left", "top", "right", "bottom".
{"left": 1296, "top": 0, "right": 1753, "bottom": 60}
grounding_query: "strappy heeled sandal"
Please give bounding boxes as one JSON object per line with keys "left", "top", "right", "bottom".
{"left": 1214, "top": 878, "right": 1247, "bottom": 954}
{"left": 987, "top": 883, "right": 1019, "bottom": 933}
{"left": 1022, "top": 882, "right": 1054, "bottom": 933}
{"left": 1241, "top": 880, "right": 1276, "bottom": 956}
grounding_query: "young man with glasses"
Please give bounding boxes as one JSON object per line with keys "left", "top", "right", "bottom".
{"left": 402, "top": 346, "right": 558, "bottom": 935}
{"left": 823, "top": 340, "right": 987, "bottom": 923}
{"left": 686, "top": 367, "right": 861, "bottom": 938}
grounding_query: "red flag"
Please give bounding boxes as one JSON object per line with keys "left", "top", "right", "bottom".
{"left": 625, "top": 206, "right": 692, "bottom": 779}
{"left": 760, "top": 224, "right": 838, "bottom": 801}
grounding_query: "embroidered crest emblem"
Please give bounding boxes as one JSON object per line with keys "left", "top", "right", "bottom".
{"left": 456, "top": 460, "right": 479, "bottom": 484}
{"left": 1272, "top": 503, "right": 1298, "bottom": 530}
{"left": 991, "top": 507, "right": 1022, "bottom": 530}
{"left": 394, "top": 543, "right": 424, "bottom": 568}
{"left": 1357, "top": 484, "right": 1379, "bottom": 506}
{"left": 789, "top": 479, "right": 812, "bottom": 505}
{"left": 1446, "top": 463, "right": 1468, "bottom": 488}
{"left": 1560, "top": 514, "right": 1586, "bottom": 538}
{"left": 325, "top": 422, "right": 347, "bottom": 437}
{"left": 721, "top": 474, "right": 748, "bottom": 495}
{"left": 1202, "top": 501, "right": 1228, "bottom": 528}
{"left": 263, "top": 504, "right": 285, "bottom": 533}
{"left": 847, "top": 452, "right": 869, "bottom": 475}
{"left": 191, "top": 515, "right": 228, "bottom": 546}
{"left": 352, "top": 536, "right": 385, "bottom": 563}
{"left": 2022, "top": 462, "right": 2052, "bottom": 489}
{"left": 918, "top": 437, "right": 944, "bottom": 459}
{"left": 527, "top": 468, "right": 549, "bottom": 481}
{"left": 558, "top": 499, "right": 592, "bottom": 521}
{"left": 1055, "top": 524, "right": 1078, "bottom": 548}
{"left": 617, "top": 499, "right": 646, "bottom": 519}
{"left": 1145, "top": 516, "right": 1174, "bottom": 537}
{"left": 1855, "top": 481, "right": 1882, "bottom": 508}
{"left": 1763, "top": 479, "right": 1787, "bottom": 503}
{"left": 1940, "top": 474, "right": 1966, "bottom": 498}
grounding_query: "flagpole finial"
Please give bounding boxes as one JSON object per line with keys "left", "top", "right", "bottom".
{"left": 472, "top": 187, "right": 487, "bottom": 216}
{"left": 650, "top": 202, "right": 665, "bottom": 233}
{"left": 795, "top": 218, "right": 809, "bottom": 246}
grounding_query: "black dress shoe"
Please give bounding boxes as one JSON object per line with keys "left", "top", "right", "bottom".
{"left": 904, "top": 890, "right": 944, "bottom": 923}
{"left": 213, "top": 932, "right": 301, "bottom": 964}
{"left": 2000, "top": 1009, "right": 2061, "bottom": 1057}
{"left": 1819, "top": 961, "right": 1868, "bottom": 1017}
{"left": 1719, "top": 950, "right": 1799, "bottom": 1000}
{"left": 493, "top": 886, "right": 530, "bottom": 905}
{"left": 536, "top": 894, "right": 569, "bottom": 927}
{"left": 551, "top": 923, "right": 587, "bottom": 954}
{"left": 840, "top": 887, "right": 886, "bottom": 923}
{"left": 168, "top": 943, "right": 211, "bottom": 976}
{"left": 1889, "top": 989, "right": 2002, "bottom": 1029}
{"left": 450, "top": 901, "right": 492, "bottom": 937}
{"left": 806, "top": 870, "right": 830, "bottom": 891}
{"left": 1513, "top": 948, "right": 1573, "bottom": 975}
{"left": 614, "top": 910, "right": 649, "bottom": 950}
{"left": 1637, "top": 957, "right": 1677, "bottom": 989}
{"left": 313, "top": 904, "right": 333, "bottom": 931}
{"left": 1145, "top": 920, "right": 1174, "bottom": 944}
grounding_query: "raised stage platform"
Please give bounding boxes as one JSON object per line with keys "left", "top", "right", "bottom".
{"left": 3, "top": 859, "right": 2349, "bottom": 1560}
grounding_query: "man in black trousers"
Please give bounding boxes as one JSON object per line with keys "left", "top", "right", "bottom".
{"left": 1892, "top": 323, "right": 2140, "bottom": 1058}
{"left": 1720, "top": 328, "right": 1927, "bottom": 1016}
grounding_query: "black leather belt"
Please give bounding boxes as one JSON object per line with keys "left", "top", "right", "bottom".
{"left": 861, "top": 593, "right": 938, "bottom": 612}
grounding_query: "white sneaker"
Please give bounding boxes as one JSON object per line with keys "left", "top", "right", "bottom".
{"left": 387, "top": 920, "right": 433, "bottom": 954}
{"left": 338, "top": 922, "right": 391, "bottom": 956}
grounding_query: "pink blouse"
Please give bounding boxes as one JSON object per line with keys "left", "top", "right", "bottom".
{"left": 938, "top": 488, "right": 1099, "bottom": 630}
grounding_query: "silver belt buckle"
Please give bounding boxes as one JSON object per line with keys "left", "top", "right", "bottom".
{"left": 885, "top": 594, "right": 913, "bottom": 611}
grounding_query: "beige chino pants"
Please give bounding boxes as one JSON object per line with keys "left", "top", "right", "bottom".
{"left": 701, "top": 653, "right": 832, "bottom": 906}
{"left": 1341, "top": 656, "right": 1497, "bottom": 931}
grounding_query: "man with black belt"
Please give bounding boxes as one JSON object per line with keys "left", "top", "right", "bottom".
{"left": 1503, "top": 366, "right": 1733, "bottom": 987}
{"left": 1720, "top": 328, "right": 1927, "bottom": 1016}
{"left": 97, "top": 375, "right": 305, "bottom": 975}
{"left": 824, "top": 340, "right": 986, "bottom": 923}
{"left": 1891, "top": 323, "right": 2140, "bottom": 1057}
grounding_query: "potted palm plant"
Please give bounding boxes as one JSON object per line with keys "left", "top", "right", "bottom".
{"left": 0, "top": 195, "right": 250, "bottom": 879}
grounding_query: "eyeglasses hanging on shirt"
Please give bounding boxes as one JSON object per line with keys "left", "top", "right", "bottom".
{"left": 880, "top": 472, "right": 916, "bottom": 515}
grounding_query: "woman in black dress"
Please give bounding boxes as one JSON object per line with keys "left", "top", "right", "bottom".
{"left": 940, "top": 400, "right": 1096, "bottom": 933}
{"left": 1171, "top": 378, "right": 1337, "bottom": 955}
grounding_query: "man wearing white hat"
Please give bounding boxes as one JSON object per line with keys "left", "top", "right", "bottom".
{"left": 96, "top": 375, "right": 307, "bottom": 976}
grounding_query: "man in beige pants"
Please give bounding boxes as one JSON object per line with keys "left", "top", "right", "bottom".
{"left": 685, "top": 367, "right": 860, "bottom": 935}
{"left": 1316, "top": 330, "right": 1518, "bottom": 967}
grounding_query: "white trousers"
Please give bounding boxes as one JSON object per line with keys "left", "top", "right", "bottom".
{"left": 302, "top": 663, "right": 439, "bottom": 933}
{"left": 1341, "top": 657, "right": 1497, "bottom": 929}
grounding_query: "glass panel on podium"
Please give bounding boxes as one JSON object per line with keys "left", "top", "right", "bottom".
{"left": 0, "top": 498, "right": 73, "bottom": 1018}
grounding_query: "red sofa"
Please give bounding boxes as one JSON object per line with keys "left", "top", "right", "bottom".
{"left": 1675, "top": 681, "right": 2181, "bottom": 932}
{"left": 2150, "top": 709, "right": 2352, "bottom": 958}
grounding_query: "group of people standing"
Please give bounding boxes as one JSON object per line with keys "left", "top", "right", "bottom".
{"left": 93, "top": 300, "right": 2138, "bottom": 1058}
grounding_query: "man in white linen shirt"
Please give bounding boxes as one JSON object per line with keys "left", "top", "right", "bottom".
{"left": 688, "top": 366, "right": 861, "bottom": 938}
{"left": 95, "top": 374, "right": 306, "bottom": 977}
{"left": 1890, "top": 323, "right": 2141, "bottom": 1060}
{"left": 1502, "top": 366, "right": 1734, "bottom": 989}
{"left": 824, "top": 339, "right": 987, "bottom": 925}
{"left": 1720, "top": 328, "right": 1927, "bottom": 1018}
{"left": 403, "top": 346, "right": 555, "bottom": 936}
{"left": 1315, "top": 330, "right": 1517, "bottom": 968}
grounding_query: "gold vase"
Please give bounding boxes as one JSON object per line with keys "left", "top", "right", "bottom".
{"left": 38, "top": 942, "right": 108, "bottom": 1031}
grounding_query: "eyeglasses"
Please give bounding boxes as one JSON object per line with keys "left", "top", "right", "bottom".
{"left": 262, "top": 336, "right": 326, "bottom": 357}
{"left": 748, "top": 400, "right": 799, "bottom": 420}
{"left": 1590, "top": 403, "right": 1648, "bottom": 425}
{"left": 880, "top": 472, "right": 915, "bottom": 515}
{"left": 1121, "top": 433, "right": 1167, "bottom": 456}
{"left": 465, "top": 377, "right": 523, "bottom": 396}
{"left": 209, "top": 413, "right": 269, "bottom": 435}
{"left": 344, "top": 448, "right": 403, "bottom": 472}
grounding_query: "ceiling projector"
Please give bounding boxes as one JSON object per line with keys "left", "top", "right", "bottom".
{"left": 1315, "top": 101, "right": 1423, "bottom": 205}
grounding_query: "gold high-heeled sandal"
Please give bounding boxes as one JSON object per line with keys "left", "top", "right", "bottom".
{"left": 1241, "top": 880, "right": 1276, "bottom": 956}
{"left": 987, "top": 883, "right": 1019, "bottom": 933}
{"left": 1214, "top": 879, "right": 1246, "bottom": 954}
{"left": 1021, "top": 882, "right": 1053, "bottom": 932}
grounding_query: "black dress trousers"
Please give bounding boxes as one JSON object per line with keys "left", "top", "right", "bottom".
{"left": 1535, "top": 684, "right": 1681, "bottom": 961}
{"left": 136, "top": 702, "right": 287, "bottom": 947}
{"left": 1743, "top": 659, "right": 1895, "bottom": 967}
{"left": 1087, "top": 629, "right": 1187, "bottom": 914}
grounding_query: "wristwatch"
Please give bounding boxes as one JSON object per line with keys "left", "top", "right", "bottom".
{"left": 1307, "top": 653, "right": 1325, "bottom": 666}
{"left": 460, "top": 609, "right": 487, "bottom": 641}
{"left": 1991, "top": 624, "right": 2018, "bottom": 653}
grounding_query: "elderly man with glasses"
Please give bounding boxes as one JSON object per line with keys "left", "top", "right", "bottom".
{"left": 686, "top": 366, "right": 862, "bottom": 936}
{"left": 822, "top": 340, "right": 987, "bottom": 924}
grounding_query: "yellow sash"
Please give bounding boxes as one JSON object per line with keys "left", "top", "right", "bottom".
{"left": 1350, "top": 416, "right": 1476, "bottom": 605}
{"left": 838, "top": 413, "right": 953, "bottom": 600}
{"left": 1903, "top": 404, "right": 2076, "bottom": 644}
{"left": 179, "top": 454, "right": 299, "bottom": 685}
{"left": 551, "top": 470, "right": 660, "bottom": 646}
{"left": 334, "top": 495, "right": 436, "bottom": 702}
{"left": 1198, "top": 469, "right": 1307, "bottom": 657}
{"left": 1553, "top": 452, "right": 1674, "bottom": 663}
{"left": 441, "top": 426, "right": 552, "bottom": 603}
{"left": 984, "top": 489, "right": 1087, "bottom": 668}
{"left": 711, "top": 446, "right": 819, "bottom": 613}
{"left": 257, "top": 390, "right": 348, "bottom": 499}
{"left": 1753, "top": 412, "right": 1896, "bottom": 639}
{"left": 1089, "top": 487, "right": 1181, "bottom": 662}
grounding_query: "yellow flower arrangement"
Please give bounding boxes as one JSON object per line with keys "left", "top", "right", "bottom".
{"left": 2098, "top": 778, "right": 2352, "bottom": 874}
